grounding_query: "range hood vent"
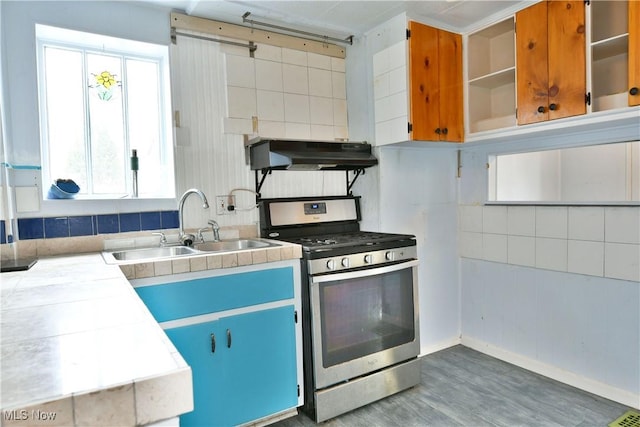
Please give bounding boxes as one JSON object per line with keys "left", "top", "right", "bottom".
{"left": 247, "top": 138, "right": 378, "bottom": 171}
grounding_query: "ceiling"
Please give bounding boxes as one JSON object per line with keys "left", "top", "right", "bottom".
{"left": 140, "top": 0, "right": 531, "bottom": 40}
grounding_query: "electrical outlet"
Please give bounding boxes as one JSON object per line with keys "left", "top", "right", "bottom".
{"left": 216, "top": 195, "right": 236, "bottom": 215}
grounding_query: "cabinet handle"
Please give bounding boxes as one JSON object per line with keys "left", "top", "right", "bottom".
{"left": 226, "top": 329, "right": 232, "bottom": 348}
{"left": 631, "top": 87, "right": 639, "bottom": 96}
{"left": 435, "top": 128, "right": 441, "bottom": 134}
{"left": 210, "top": 333, "right": 216, "bottom": 353}
{"left": 442, "top": 128, "right": 448, "bottom": 135}
{"left": 549, "top": 103, "right": 558, "bottom": 111}
{"left": 537, "top": 106, "right": 546, "bottom": 113}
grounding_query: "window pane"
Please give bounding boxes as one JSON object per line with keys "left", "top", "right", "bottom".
{"left": 87, "top": 54, "right": 126, "bottom": 194}
{"left": 44, "top": 47, "right": 87, "bottom": 191}
{"left": 126, "top": 59, "right": 163, "bottom": 195}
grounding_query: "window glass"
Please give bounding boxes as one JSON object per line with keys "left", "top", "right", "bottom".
{"left": 489, "top": 141, "right": 640, "bottom": 203}
{"left": 37, "top": 25, "right": 174, "bottom": 199}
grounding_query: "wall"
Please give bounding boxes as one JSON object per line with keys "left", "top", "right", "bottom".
{"left": 353, "top": 14, "right": 462, "bottom": 356}
{"left": 459, "top": 145, "right": 640, "bottom": 408}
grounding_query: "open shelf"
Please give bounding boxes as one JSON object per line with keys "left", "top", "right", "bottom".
{"left": 467, "top": 17, "right": 516, "bottom": 134}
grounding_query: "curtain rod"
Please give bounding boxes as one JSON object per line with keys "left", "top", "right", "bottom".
{"left": 242, "top": 12, "right": 353, "bottom": 46}
{"left": 171, "top": 29, "right": 257, "bottom": 56}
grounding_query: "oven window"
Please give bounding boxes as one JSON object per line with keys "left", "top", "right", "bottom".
{"left": 318, "top": 267, "right": 415, "bottom": 368}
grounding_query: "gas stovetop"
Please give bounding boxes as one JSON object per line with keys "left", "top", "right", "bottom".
{"left": 282, "top": 231, "right": 415, "bottom": 250}
{"left": 259, "top": 196, "right": 416, "bottom": 258}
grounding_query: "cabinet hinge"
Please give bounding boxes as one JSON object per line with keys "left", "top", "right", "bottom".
{"left": 294, "top": 310, "right": 298, "bottom": 323}
{"left": 297, "top": 385, "right": 300, "bottom": 397}
{"left": 406, "top": 29, "right": 411, "bottom": 39}
{"left": 585, "top": 92, "right": 591, "bottom": 106}
{"left": 408, "top": 122, "right": 413, "bottom": 133}
{"left": 515, "top": 108, "right": 518, "bottom": 119}
{"left": 584, "top": 0, "right": 590, "bottom": 5}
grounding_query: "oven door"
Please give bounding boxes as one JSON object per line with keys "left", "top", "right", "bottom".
{"left": 310, "top": 259, "right": 420, "bottom": 389}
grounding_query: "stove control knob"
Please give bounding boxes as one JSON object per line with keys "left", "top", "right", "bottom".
{"left": 385, "top": 251, "right": 395, "bottom": 261}
{"left": 326, "top": 259, "right": 336, "bottom": 270}
{"left": 364, "top": 254, "right": 373, "bottom": 264}
{"left": 341, "top": 257, "right": 350, "bottom": 268}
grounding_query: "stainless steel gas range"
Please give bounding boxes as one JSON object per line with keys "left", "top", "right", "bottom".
{"left": 259, "top": 196, "right": 421, "bottom": 422}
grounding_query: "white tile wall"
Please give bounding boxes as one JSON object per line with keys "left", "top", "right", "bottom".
{"left": 568, "top": 207, "right": 604, "bottom": 241}
{"left": 605, "top": 243, "right": 640, "bottom": 281}
{"left": 282, "top": 48, "right": 307, "bottom": 66}
{"left": 568, "top": 240, "right": 604, "bottom": 276}
{"left": 255, "top": 59, "right": 283, "bottom": 92}
{"left": 459, "top": 204, "right": 640, "bottom": 281}
{"left": 257, "top": 90, "right": 285, "bottom": 122}
{"left": 605, "top": 207, "right": 640, "bottom": 244}
{"left": 507, "top": 206, "right": 535, "bottom": 236}
{"left": 373, "top": 40, "right": 409, "bottom": 146}
{"left": 224, "top": 43, "right": 347, "bottom": 141}
{"left": 483, "top": 233, "right": 508, "bottom": 263}
{"left": 283, "top": 64, "right": 309, "bottom": 95}
{"left": 507, "top": 235, "right": 535, "bottom": 267}
{"left": 284, "top": 93, "right": 310, "bottom": 124}
{"left": 483, "top": 205, "right": 507, "bottom": 234}
{"left": 535, "top": 237, "right": 568, "bottom": 271}
{"left": 535, "top": 206, "right": 568, "bottom": 238}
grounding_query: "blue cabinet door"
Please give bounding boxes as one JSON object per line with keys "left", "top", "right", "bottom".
{"left": 166, "top": 305, "right": 298, "bottom": 426}
{"left": 165, "top": 319, "right": 225, "bottom": 427}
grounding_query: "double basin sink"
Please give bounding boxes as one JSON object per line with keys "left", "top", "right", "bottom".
{"left": 104, "top": 239, "right": 279, "bottom": 264}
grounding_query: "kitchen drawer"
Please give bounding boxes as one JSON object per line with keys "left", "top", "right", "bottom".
{"left": 135, "top": 267, "right": 294, "bottom": 322}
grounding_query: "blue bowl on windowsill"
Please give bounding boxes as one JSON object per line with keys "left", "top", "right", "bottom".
{"left": 47, "top": 179, "right": 80, "bottom": 199}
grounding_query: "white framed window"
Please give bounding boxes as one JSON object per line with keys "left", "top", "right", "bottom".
{"left": 36, "top": 24, "right": 175, "bottom": 199}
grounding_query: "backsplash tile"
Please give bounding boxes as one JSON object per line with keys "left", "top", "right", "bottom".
{"left": 119, "top": 213, "right": 141, "bottom": 233}
{"left": 140, "top": 212, "right": 161, "bottom": 231}
{"left": 14, "top": 211, "right": 179, "bottom": 241}
{"left": 69, "top": 216, "right": 94, "bottom": 237}
{"left": 17, "top": 217, "right": 44, "bottom": 240}
{"left": 459, "top": 204, "right": 639, "bottom": 282}
{"left": 44, "top": 217, "right": 69, "bottom": 238}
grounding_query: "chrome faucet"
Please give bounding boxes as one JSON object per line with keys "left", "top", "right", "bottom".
{"left": 178, "top": 188, "right": 210, "bottom": 246}
{"left": 208, "top": 219, "right": 220, "bottom": 241}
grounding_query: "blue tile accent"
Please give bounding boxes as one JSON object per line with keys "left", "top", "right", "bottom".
{"left": 18, "top": 218, "right": 44, "bottom": 240}
{"left": 120, "top": 212, "right": 141, "bottom": 232}
{"left": 161, "top": 210, "right": 179, "bottom": 229}
{"left": 69, "top": 216, "right": 94, "bottom": 237}
{"left": 44, "top": 217, "right": 70, "bottom": 238}
{"left": 0, "top": 220, "right": 5, "bottom": 244}
{"left": 96, "top": 214, "right": 119, "bottom": 234}
{"left": 141, "top": 211, "right": 161, "bottom": 231}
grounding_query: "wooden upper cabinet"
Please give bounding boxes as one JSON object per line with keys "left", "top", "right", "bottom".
{"left": 516, "top": 0, "right": 586, "bottom": 125}
{"left": 408, "top": 21, "right": 464, "bottom": 142}
{"left": 630, "top": 0, "right": 640, "bottom": 106}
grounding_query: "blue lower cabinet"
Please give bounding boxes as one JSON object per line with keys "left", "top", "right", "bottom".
{"left": 165, "top": 305, "right": 298, "bottom": 426}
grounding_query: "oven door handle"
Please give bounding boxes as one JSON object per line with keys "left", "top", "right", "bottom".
{"left": 311, "top": 260, "right": 419, "bottom": 283}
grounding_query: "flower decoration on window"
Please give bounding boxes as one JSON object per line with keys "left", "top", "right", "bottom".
{"left": 90, "top": 71, "right": 121, "bottom": 101}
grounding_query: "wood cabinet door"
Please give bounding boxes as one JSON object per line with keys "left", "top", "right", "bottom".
{"left": 630, "top": 0, "right": 640, "bottom": 106}
{"left": 438, "top": 29, "right": 464, "bottom": 142}
{"left": 547, "top": 0, "right": 586, "bottom": 120}
{"left": 516, "top": 1, "right": 549, "bottom": 125}
{"left": 408, "top": 21, "right": 440, "bottom": 141}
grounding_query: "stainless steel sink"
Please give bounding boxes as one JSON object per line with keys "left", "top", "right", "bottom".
{"left": 110, "top": 246, "right": 200, "bottom": 261}
{"left": 194, "top": 239, "right": 278, "bottom": 252}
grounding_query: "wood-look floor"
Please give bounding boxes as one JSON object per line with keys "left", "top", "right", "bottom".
{"left": 275, "top": 345, "right": 633, "bottom": 427}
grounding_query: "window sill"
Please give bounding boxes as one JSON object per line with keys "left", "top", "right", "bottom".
{"left": 38, "top": 197, "right": 177, "bottom": 217}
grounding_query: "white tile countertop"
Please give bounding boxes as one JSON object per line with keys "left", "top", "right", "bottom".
{"left": 0, "top": 240, "right": 302, "bottom": 426}
{"left": 0, "top": 254, "right": 193, "bottom": 426}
